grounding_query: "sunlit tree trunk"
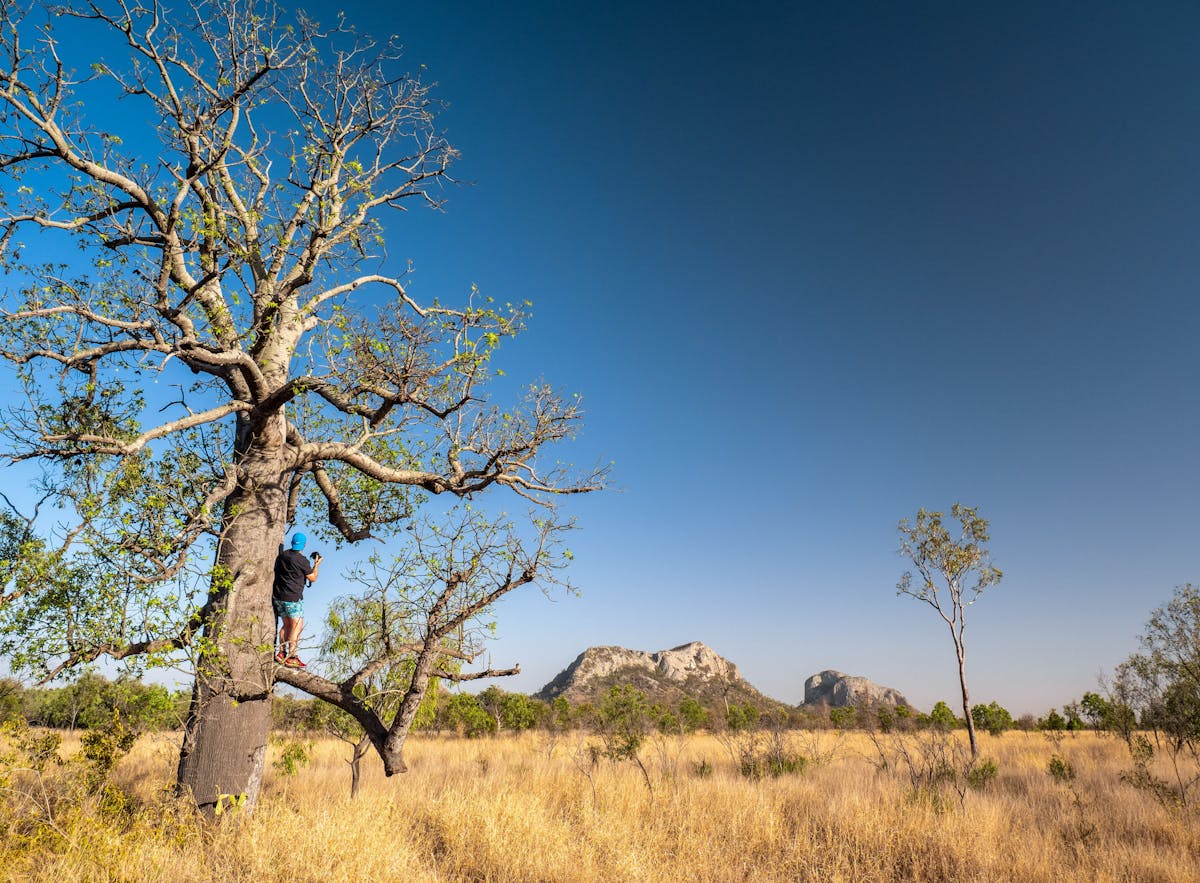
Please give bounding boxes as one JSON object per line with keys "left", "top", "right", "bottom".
{"left": 176, "top": 413, "right": 288, "bottom": 811}
{"left": 954, "top": 635, "right": 978, "bottom": 760}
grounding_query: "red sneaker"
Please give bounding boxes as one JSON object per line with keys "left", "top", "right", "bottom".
{"left": 285, "top": 657, "right": 307, "bottom": 669}
{"left": 274, "top": 651, "right": 287, "bottom": 664}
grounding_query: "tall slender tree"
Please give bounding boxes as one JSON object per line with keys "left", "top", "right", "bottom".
{"left": 0, "top": 0, "right": 601, "bottom": 811}
{"left": 897, "top": 504, "right": 1002, "bottom": 759}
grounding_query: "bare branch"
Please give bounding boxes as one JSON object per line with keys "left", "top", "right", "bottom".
{"left": 432, "top": 664, "right": 520, "bottom": 682}
{"left": 43, "top": 400, "right": 251, "bottom": 455}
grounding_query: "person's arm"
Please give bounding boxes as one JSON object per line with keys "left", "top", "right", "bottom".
{"left": 306, "top": 552, "right": 321, "bottom": 583}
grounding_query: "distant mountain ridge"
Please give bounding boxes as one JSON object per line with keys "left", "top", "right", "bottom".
{"left": 535, "top": 641, "right": 910, "bottom": 710}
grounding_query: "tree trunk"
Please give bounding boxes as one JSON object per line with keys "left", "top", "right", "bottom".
{"left": 349, "top": 736, "right": 370, "bottom": 799}
{"left": 176, "top": 414, "right": 290, "bottom": 813}
{"left": 380, "top": 647, "right": 439, "bottom": 775}
{"left": 955, "top": 638, "right": 978, "bottom": 760}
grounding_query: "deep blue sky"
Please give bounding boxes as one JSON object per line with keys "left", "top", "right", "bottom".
{"left": 349, "top": 0, "right": 1199, "bottom": 714}
{"left": 6, "top": 1, "right": 1200, "bottom": 714}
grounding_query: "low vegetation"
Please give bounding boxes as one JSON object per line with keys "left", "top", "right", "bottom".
{"left": 2, "top": 581, "right": 1198, "bottom": 880}
{"left": 3, "top": 722, "right": 1199, "bottom": 882}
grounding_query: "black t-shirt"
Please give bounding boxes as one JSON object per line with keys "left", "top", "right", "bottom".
{"left": 273, "top": 549, "right": 313, "bottom": 603}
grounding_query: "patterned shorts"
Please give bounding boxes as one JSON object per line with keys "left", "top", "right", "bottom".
{"left": 273, "top": 598, "right": 304, "bottom": 619}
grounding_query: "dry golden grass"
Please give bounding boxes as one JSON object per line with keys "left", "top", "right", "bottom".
{"left": 3, "top": 728, "right": 1199, "bottom": 882}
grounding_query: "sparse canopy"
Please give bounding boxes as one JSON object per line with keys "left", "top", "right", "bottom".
{"left": 897, "top": 504, "right": 1002, "bottom": 615}
{"left": 897, "top": 503, "right": 1002, "bottom": 759}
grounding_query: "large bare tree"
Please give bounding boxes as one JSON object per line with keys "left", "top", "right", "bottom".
{"left": 0, "top": 0, "right": 600, "bottom": 811}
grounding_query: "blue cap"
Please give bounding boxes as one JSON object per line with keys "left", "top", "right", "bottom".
{"left": 290, "top": 532, "right": 307, "bottom": 550}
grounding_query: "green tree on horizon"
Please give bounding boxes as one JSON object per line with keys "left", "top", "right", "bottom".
{"left": 898, "top": 504, "right": 1003, "bottom": 759}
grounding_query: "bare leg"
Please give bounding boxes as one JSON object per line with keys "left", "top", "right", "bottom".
{"left": 282, "top": 616, "right": 304, "bottom": 658}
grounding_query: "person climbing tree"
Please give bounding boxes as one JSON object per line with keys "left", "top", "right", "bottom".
{"left": 273, "top": 533, "right": 322, "bottom": 668}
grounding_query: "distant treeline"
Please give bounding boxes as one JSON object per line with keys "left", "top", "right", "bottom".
{"left": 0, "top": 674, "right": 188, "bottom": 731}
{"left": 274, "top": 683, "right": 1116, "bottom": 739}
{"left": 0, "top": 674, "right": 1116, "bottom": 738}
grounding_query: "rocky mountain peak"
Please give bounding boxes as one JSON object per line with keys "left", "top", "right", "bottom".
{"left": 803, "top": 669, "right": 908, "bottom": 708}
{"left": 650, "top": 641, "right": 740, "bottom": 682}
{"left": 534, "top": 641, "right": 764, "bottom": 706}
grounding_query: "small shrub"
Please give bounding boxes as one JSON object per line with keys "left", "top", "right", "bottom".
{"left": 829, "top": 707, "right": 857, "bottom": 730}
{"left": 966, "top": 758, "right": 999, "bottom": 790}
{"left": 271, "top": 738, "right": 312, "bottom": 777}
{"left": 726, "top": 703, "right": 759, "bottom": 732}
{"left": 737, "top": 732, "right": 808, "bottom": 781}
{"left": 0, "top": 717, "right": 63, "bottom": 776}
{"left": 78, "top": 712, "right": 137, "bottom": 782}
{"left": 678, "top": 698, "right": 708, "bottom": 734}
{"left": 1118, "top": 737, "right": 1181, "bottom": 807}
{"left": 1048, "top": 754, "right": 1075, "bottom": 783}
{"left": 972, "top": 702, "right": 1013, "bottom": 737}
{"left": 691, "top": 759, "right": 713, "bottom": 778}
{"left": 0, "top": 712, "right": 140, "bottom": 835}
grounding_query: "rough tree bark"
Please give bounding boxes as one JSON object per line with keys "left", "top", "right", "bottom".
{"left": 176, "top": 414, "right": 289, "bottom": 810}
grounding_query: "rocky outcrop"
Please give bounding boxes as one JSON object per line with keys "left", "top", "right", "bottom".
{"left": 653, "top": 641, "right": 742, "bottom": 682}
{"left": 535, "top": 641, "right": 773, "bottom": 707}
{"left": 803, "top": 670, "right": 908, "bottom": 708}
{"left": 536, "top": 645, "right": 909, "bottom": 711}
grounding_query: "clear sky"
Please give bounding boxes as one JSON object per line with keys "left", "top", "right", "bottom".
{"left": 6, "top": 1, "right": 1200, "bottom": 715}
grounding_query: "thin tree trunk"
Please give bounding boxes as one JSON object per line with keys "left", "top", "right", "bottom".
{"left": 176, "top": 416, "right": 289, "bottom": 813}
{"left": 955, "top": 638, "right": 978, "bottom": 760}
{"left": 349, "top": 736, "right": 370, "bottom": 799}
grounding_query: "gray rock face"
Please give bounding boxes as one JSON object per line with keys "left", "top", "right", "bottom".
{"left": 535, "top": 641, "right": 751, "bottom": 702}
{"left": 653, "top": 641, "right": 742, "bottom": 682}
{"left": 803, "top": 670, "right": 908, "bottom": 708}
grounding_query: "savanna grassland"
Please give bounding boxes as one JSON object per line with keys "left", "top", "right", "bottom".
{"left": 2, "top": 728, "right": 1198, "bottom": 883}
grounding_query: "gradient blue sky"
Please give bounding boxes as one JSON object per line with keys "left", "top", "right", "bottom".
{"left": 7, "top": 1, "right": 1200, "bottom": 714}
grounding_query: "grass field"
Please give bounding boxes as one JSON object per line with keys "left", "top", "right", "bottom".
{"left": 1, "top": 727, "right": 1197, "bottom": 882}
